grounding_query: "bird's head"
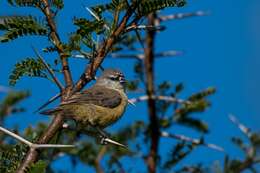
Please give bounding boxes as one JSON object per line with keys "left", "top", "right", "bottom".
{"left": 95, "top": 69, "right": 126, "bottom": 91}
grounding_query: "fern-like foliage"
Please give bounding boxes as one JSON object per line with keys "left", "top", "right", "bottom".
{"left": 164, "top": 142, "right": 195, "bottom": 169}
{"left": 0, "top": 16, "right": 48, "bottom": 42}
{"left": 173, "top": 87, "right": 216, "bottom": 133}
{"left": 74, "top": 18, "right": 105, "bottom": 36}
{"left": 138, "top": 0, "right": 186, "bottom": 16}
{"left": 9, "top": 58, "right": 48, "bottom": 86}
{"left": 0, "top": 90, "right": 30, "bottom": 118}
{"left": 50, "top": 0, "right": 64, "bottom": 9}
{"left": 7, "top": 0, "right": 63, "bottom": 9}
{"left": 25, "top": 160, "right": 47, "bottom": 173}
{"left": 0, "top": 145, "right": 27, "bottom": 173}
{"left": 7, "top": 0, "right": 42, "bottom": 8}
{"left": 91, "top": 0, "right": 127, "bottom": 18}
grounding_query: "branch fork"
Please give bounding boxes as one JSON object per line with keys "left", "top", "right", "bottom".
{"left": 0, "top": 126, "right": 75, "bottom": 149}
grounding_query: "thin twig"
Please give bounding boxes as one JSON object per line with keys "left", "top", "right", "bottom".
{"left": 85, "top": 6, "right": 110, "bottom": 31}
{"left": 95, "top": 146, "right": 106, "bottom": 173}
{"left": 0, "top": 85, "right": 12, "bottom": 93}
{"left": 228, "top": 114, "right": 252, "bottom": 138}
{"left": 34, "top": 93, "right": 61, "bottom": 113}
{"left": 0, "top": 126, "right": 74, "bottom": 149}
{"left": 110, "top": 50, "right": 183, "bottom": 60}
{"left": 129, "top": 95, "right": 190, "bottom": 104}
{"left": 32, "top": 47, "right": 64, "bottom": 91}
{"left": 125, "top": 24, "right": 165, "bottom": 32}
{"left": 158, "top": 10, "right": 210, "bottom": 22}
{"left": 160, "top": 131, "right": 224, "bottom": 152}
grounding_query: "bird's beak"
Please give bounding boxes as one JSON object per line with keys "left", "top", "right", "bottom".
{"left": 119, "top": 76, "right": 126, "bottom": 84}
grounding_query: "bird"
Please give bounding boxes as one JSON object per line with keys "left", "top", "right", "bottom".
{"left": 40, "top": 69, "right": 128, "bottom": 143}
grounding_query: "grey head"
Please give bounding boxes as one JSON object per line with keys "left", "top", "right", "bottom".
{"left": 95, "top": 69, "right": 126, "bottom": 91}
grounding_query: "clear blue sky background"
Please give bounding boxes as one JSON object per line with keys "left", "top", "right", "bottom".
{"left": 1, "top": 0, "right": 260, "bottom": 172}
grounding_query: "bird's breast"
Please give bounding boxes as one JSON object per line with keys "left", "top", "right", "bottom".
{"left": 74, "top": 91, "right": 128, "bottom": 128}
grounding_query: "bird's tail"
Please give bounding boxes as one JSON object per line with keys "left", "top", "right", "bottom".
{"left": 39, "top": 107, "right": 62, "bottom": 115}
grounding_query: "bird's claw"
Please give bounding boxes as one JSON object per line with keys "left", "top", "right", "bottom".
{"left": 100, "top": 136, "right": 108, "bottom": 145}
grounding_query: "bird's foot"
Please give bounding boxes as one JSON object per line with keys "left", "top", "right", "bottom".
{"left": 96, "top": 127, "right": 110, "bottom": 145}
{"left": 99, "top": 135, "right": 108, "bottom": 145}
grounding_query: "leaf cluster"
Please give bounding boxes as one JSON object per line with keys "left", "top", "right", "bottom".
{"left": 9, "top": 58, "right": 49, "bottom": 86}
{"left": 0, "top": 16, "right": 48, "bottom": 42}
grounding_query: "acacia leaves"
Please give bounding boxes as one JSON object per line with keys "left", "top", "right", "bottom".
{"left": 7, "top": 0, "right": 64, "bottom": 10}
{"left": 9, "top": 58, "right": 49, "bottom": 86}
{"left": 7, "top": 0, "right": 42, "bottom": 8}
{"left": 174, "top": 87, "right": 216, "bottom": 133}
{"left": 138, "top": 0, "right": 186, "bottom": 16}
{"left": 0, "top": 16, "right": 48, "bottom": 42}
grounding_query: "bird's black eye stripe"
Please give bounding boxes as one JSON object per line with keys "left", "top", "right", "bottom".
{"left": 109, "top": 75, "right": 119, "bottom": 81}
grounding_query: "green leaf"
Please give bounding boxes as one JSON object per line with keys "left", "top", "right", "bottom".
{"left": 0, "top": 145, "right": 27, "bottom": 173}
{"left": 0, "top": 16, "right": 48, "bottom": 42}
{"left": 188, "top": 87, "right": 216, "bottom": 101}
{"left": 164, "top": 142, "right": 195, "bottom": 169}
{"left": 138, "top": 0, "right": 186, "bottom": 16}
{"left": 42, "top": 46, "right": 58, "bottom": 53}
{"left": 90, "top": 0, "right": 127, "bottom": 17}
{"left": 74, "top": 18, "right": 105, "bottom": 36}
{"left": 176, "top": 117, "right": 209, "bottom": 133}
{"left": 27, "top": 160, "right": 47, "bottom": 173}
{"left": 50, "top": 0, "right": 64, "bottom": 9}
{"left": 126, "top": 80, "right": 139, "bottom": 91}
{"left": 7, "top": 0, "right": 42, "bottom": 8}
{"left": 175, "top": 100, "right": 211, "bottom": 116}
{"left": 175, "top": 83, "right": 184, "bottom": 93}
{"left": 9, "top": 58, "right": 48, "bottom": 86}
{"left": 0, "top": 90, "right": 30, "bottom": 117}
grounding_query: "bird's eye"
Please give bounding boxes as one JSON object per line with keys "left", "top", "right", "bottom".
{"left": 109, "top": 75, "right": 118, "bottom": 81}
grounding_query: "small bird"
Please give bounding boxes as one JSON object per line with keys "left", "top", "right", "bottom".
{"left": 40, "top": 69, "right": 128, "bottom": 141}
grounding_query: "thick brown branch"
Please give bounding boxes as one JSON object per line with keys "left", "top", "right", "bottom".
{"left": 144, "top": 13, "right": 160, "bottom": 173}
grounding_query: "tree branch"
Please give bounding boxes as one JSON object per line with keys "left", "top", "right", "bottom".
{"left": 158, "top": 10, "right": 210, "bottom": 22}
{"left": 72, "top": 4, "right": 136, "bottom": 93}
{"left": 17, "top": 114, "right": 64, "bottom": 173}
{"left": 110, "top": 50, "right": 183, "bottom": 60}
{"left": 94, "top": 146, "right": 106, "bottom": 173}
{"left": 160, "top": 131, "right": 224, "bottom": 152}
{"left": 0, "top": 126, "right": 74, "bottom": 148}
{"left": 129, "top": 95, "right": 190, "bottom": 104}
{"left": 144, "top": 13, "right": 160, "bottom": 173}
{"left": 41, "top": 0, "right": 73, "bottom": 91}
{"left": 229, "top": 114, "right": 252, "bottom": 138}
{"left": 32, "top": 47, "right": 64, "bottom": 91}
{"left": 34, "top": 93, "right": 61, "bottom": 113}
{"left": 17, "top": 3, "right": 137, "bottom": 172}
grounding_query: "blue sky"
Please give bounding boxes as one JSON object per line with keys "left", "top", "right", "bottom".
{"left": 1, "top": 0, "right": 260, "bottom": 172}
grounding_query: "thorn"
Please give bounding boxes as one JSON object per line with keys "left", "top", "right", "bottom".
{"left": 34, "top": 93, "right": 61, "bottom": 113}
{"left": 103, "top": 137, "right": 128, "bottom": 148}
{"left": 128, "top": 99, "right": 136, "bottom": 106}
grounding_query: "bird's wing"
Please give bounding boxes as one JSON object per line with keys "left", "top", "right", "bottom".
{"left": 61, "top": 86, "right": 122, "bottom": 108}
